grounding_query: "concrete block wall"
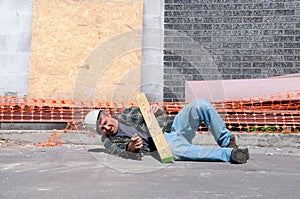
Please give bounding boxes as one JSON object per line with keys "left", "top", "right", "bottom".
{"left": 0, "top": 0, "right": 32, "bottom": 97}
{"left": 163, "top": 0, "right": 300, "bottom": 102}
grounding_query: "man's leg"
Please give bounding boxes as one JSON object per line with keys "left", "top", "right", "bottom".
{"left": 164, "top": 132, "right": 248, "bottom": 163}
{"left": 171, "top": 98, "right": 231, "bottom": 147}
{"left": 164, "top": 132, "right": 232, "bottom": 162}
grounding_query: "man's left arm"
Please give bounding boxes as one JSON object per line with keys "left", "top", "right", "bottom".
{"left": 102, "top": 136, "right": 144, "bottom": 160}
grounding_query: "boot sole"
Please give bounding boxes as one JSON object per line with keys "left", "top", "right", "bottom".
{"left": 231, "top": 149, "right": 249, "bottom": 164}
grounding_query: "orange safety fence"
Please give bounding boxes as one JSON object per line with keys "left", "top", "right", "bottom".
{"left": 210, "top": 90, "right": 300, "bottom": 134}
{"left": 1, "top": 90, "right": 300, "bottom": 146}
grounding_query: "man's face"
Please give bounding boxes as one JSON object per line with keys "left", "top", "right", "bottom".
{"left": 98, "top": 114, "right": 118, "bottom": 137}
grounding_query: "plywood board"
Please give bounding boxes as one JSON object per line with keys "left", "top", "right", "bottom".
{"left": 135, "top": 93, "right": 174, "bottom": 163}
{"left": 29, "top": 0, "right": 143, "bottom": 102}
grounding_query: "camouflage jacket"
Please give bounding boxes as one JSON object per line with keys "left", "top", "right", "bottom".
{"left": 101, "top": 107, "right": 174, "bottom": 160}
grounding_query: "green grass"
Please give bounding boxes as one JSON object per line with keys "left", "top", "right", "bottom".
{"left": 244, "top": 126, "right": 300, "bottom": 133}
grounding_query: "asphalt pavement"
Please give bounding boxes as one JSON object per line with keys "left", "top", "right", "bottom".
{"left": 1, "top": 143, "right": 300, "bottom": 199}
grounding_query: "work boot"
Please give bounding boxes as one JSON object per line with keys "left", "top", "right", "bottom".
{"left": 227, "top": 135, "right": 238, "bottom": 149}
{"left": 230, "top": 148, "right": 249, "bottom": 164}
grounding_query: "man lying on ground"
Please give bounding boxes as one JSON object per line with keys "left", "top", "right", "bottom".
{"left": 85, "top": 98, "right": 249, "bottom": 164}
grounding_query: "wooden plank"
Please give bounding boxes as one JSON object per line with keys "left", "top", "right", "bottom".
{"left": 135, "top": 93, "right": 174, "bottom": 163}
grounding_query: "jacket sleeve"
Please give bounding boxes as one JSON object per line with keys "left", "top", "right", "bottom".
{"left": 101, "top": 136, "right": 144, "bottom": 160}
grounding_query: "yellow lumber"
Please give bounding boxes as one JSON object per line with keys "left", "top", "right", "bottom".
{"left": 135, "top": 93, "right": 174, "bottom": 163}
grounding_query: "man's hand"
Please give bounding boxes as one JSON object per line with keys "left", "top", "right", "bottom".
{"left": 127, "top": 134, "right": 143, "bottom": 152}
{"left": 150, "top": 104, "right": 164, "bottom": 116}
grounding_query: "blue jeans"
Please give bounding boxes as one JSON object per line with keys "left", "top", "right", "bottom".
{"left": 164, "top": 98, "right": 233, "bottom": 162}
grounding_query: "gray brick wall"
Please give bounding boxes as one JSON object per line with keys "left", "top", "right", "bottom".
{"left": 164, "top": 0, "right": 300, "bottom": 102}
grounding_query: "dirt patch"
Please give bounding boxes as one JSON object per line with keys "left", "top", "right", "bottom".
{"left": 0, "top": 138, "right": 33, "bottom": 148}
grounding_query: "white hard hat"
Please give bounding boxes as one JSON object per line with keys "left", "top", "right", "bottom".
{"left": 84, "top": 109, "right": 101, "bottom": 133}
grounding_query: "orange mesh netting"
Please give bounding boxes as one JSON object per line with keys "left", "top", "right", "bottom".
{"left": 1, "top": 90, "right": 299, "bottom": 146}
{"left": 209, "top": 90, "right": 300, "bottom": 134}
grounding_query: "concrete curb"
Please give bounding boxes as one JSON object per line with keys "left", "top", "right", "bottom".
{"left": 0, "top": 130, "right": 102, "bottom": 145}
{"left": 1, "top": 130, "right": 300, "bottom": 148}
{"left": 193, "top": 133, "right": 300, "bottom": 148}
